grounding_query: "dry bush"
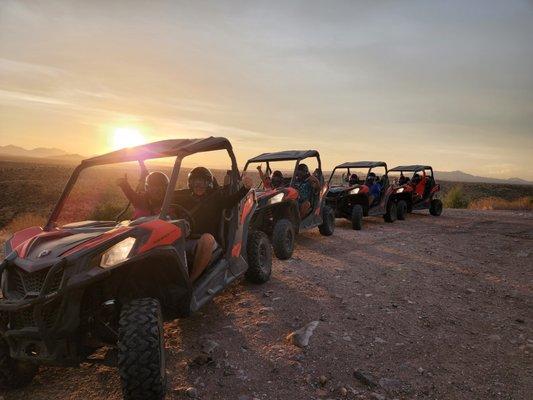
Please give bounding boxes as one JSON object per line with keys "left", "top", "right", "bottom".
{"left": 468, "top": 196, "right": 533, "bottom": 211}
{"left": 1, "top": 213, "right": 46, "bottom": 236}
{"left": 443, "top": 185, "right": 469, "bottom": 208}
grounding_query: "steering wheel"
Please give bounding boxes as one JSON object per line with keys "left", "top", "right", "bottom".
{"left": 168, "top": 204, "right": 196, "bottom": 233}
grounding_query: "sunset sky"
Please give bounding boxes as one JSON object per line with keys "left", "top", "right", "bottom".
{"left": 1, "top": 0, "right": 532, "bottom": 178}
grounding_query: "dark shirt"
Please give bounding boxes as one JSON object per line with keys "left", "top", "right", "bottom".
{"left": 173, "top": 186, "right": 248, "bottom": 237}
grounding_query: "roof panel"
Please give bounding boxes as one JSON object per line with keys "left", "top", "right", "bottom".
{"left": 389, "top": 165, "right": 432, "bottom": 172}
{"left": 335, "top": 161, "right": 387, "bottom": 169}
{"left": 247, "top": 150, "right": 319, "bottom": 163}
{"left": 81, "top": 137, "right": 231, "bottom": 167}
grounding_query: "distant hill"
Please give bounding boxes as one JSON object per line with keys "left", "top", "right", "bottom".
{"left": 435, "top": 170, "right": 533, "bottom": 185}
{"left": 0, "top": 145, "right": 84, "bottom": 162}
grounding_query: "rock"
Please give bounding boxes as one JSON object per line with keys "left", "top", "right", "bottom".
{"left": 379, "top": 378, "right": 402, "bottom": 392}
{"left": 488, "top": 334, "right": 501, "bottom": 341}
{"left": 319, "top": 375, "right": 328, "bottom": 386}
{"left": 186, "top": 387, "right": 198, "bottom": 398}
{"left": 201, "top": 339, "right": 219, "bottom": 354}
{"left": 339, "top": 386, "right": 348, "bottom": 396}
{"left": 259, "top": 307, "right": 274, "bottom": 314}
{"left": 353, "top": 369, "right": 378, "bottom": 387}
{"left": 374, "top": 337, "right": 387, "bottom": 343}
{"left": 466, "top": 288, "right": 476, "bottom": 293}
{"left": 343, "top": 335, "right": 352, "bottom": 342}
{"left": 286, "top": 321, "right": 319, "bottom": 347}
{"left": 190, "top": 354, "right": 212, "bottom": 366}
{"left": 369, "top": 393, "right": 386, "bottom": 400}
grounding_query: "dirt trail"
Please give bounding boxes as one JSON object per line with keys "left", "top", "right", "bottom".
{"left": 3, "top": 209, "right": 533, "bottom": 400}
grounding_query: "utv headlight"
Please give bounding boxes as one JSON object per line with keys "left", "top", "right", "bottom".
{"left": 396, "top": 187, "right": 404, "bottom": 193}
{"left": 100, "top": 237, "right": 136, "bottom": 268}
{"left": 349, "top": 188, "right": 360, "bottom": 195}
{"left": 269, "top": 193, "right": 284, "bottom": 204}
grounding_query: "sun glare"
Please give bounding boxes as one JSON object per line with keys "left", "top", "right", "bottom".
{"left": 112, "top": 127, "right": 145, "bottom": 150}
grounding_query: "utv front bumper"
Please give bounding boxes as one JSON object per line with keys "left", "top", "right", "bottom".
{"left": 0, "top": 257, "right": 100, "bottom": 366}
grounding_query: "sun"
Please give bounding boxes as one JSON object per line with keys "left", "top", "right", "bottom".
{"left": 112, "top": 127, "right": 145, "bottom": 150}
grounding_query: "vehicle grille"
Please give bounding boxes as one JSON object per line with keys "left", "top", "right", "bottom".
{"left": 9, "top": 301, "right": 61, "bottom": 331}
{"left": 7, "top": 266, "right": 64, "bottom": 298}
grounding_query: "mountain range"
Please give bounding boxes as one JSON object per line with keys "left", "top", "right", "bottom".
{"left": 0, "top": 145, "right": 84, "bottom": 162}
{"left": 0, "top": 144, "right": 531, "bottom": 185}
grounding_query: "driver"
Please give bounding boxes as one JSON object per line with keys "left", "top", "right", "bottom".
{"left": 294, "top": 163, "right": 320, "bottom": 217}
{"left": 117, "top": 171, "right": 169, "bottom": 219}
{"left": 173, "top": 167, "right": 253, "bottom": 281}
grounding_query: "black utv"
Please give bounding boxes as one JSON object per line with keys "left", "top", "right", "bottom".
{"left": 0, "top": 137, "right": 272, "bottom": 400}
{"left": 325, "top": 161, "right": 402, "bottom": 230}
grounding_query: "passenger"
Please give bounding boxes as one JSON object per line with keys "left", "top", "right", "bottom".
{"left": 348, "top": 173, "right": 359, "bottom": 186}
{"left": 173, "top": 167, "right": 253, "bottom": 281}
{"left": 411, "top": 173, "right": 421, "bottom": 185}
{"left": 256, "top": 165, "right": 284, "bottom": 189}
{"left": 117, "top": 171, "right": 169, "bottom": 219}
{"left": 398, "top": 172, "right": 408, "bottom": 185}
{"left": 365, "top": 173, "right": 382, "bottom": 205}
{"left": 294, "top": 163, "right": 320, "bottom": 217}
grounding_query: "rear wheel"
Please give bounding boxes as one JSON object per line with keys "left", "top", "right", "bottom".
{"left": 384, "top": 202, "right": 397, "bottom": 223}
{"left": 319, "top": 206, "right": 335, "bottom": 236}
{"left": 118, "top": 298, "right": 166, "bottom": 400}
{"left": 272, "top": 219, "right": 295, "bottom": 260}
{"left": 397, "top": 200, "right": 407, "bottom": 220}
{"left": 0, "top": 337, "right": 38, "bottom": 390}
{"left": 351, "top": 204, "right": 363, "bottom": 230}
{"left": 430, "top": 199, "right": 443, "bottom": 216}
{"left": 246, "top": 231, "right": 272, "bottom": 283}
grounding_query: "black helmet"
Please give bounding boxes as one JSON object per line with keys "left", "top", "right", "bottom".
{"left": 188, "top": 166, "right": 214, "bottom": 189}
{"left": 145, "top": 171, "right": 169, "bottom": 190}
{"left": 295, "top": 163, "right": 310, "bottom": 181}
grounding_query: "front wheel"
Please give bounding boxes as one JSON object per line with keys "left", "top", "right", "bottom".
{"left": 351, "top": 204, "right": 363, "bottom": 230}
{"left": 272, "top": 219, "right": 295, "bottom": 260}
{"left": 397, "top": 200, "right": 407, "bottom": 220}
{"left": 430, "top": 199, "right": 443, "bottom": 216}
{"left": 384, "top": 202, "right": 397, "bottom": 223}
{"left": 246, "top": 231, "right": 272, "bottom": 283}
{"left": 319, "top": 206, "right": 335, "bottom": 236}
{"left": 0, "top": 337, "right": 38, "bottom": 390}
{"left": 118, "top": 298, "right": 166, "bottom": 400}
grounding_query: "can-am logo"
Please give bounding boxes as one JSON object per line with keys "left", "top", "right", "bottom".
{"left": 38, "top": 249, "right": 51, "bottom": 258}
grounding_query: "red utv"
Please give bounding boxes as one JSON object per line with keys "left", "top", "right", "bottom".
{"left": 388, "top": 165, "right": 443, "bottom": 216}
{"left": 0, "top": 137, "right": 272, "bottom": 400}
{"left": 243, "top": 150, "right": 335, "bottom": 260}
{"left": 325, "top": 161, "right": 400, "bottom": 230}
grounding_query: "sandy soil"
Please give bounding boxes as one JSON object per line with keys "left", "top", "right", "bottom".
{"left": 3, "top": 209, "right": 532, "bottom": 400}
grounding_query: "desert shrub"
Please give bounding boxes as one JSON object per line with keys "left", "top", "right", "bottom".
{"left": 89, "top": 202, "right": 132, "bottom": 221}
{"left": 443, "top": 185, "right": 469, "bottom": 208}
{"left": 468, "top": 196, "right": 533, "bottom": 211}
{"left": 2, "top": 213, "right": 47, "bottom": 234}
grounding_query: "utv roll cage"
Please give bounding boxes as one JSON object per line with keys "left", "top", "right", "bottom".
{"left": 45, "top": 137, "right": 239, "bottom": 231}
{"left": 389, "top": 165, "right": 434, "bottom": 177}
{"left": 327, "top": 161, "right": 388, "bottom": 185}
{"left": 243, "top": 150, "right": 323, "bottom": 184}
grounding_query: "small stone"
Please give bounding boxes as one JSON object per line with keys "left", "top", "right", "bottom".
{"left": 466, "top": 288, "right": 476, "bottom": 293}
{"left": 201, "top": 339, "right": 219, "bottom": 354}
{"left": 259, "top": 307, "right": 274, "bottom": 314}
{"left": 488, "top": 334, "right": 501, "bottom": 341}
{"left": 369, "top": 393, "right": 386, "bottom": 400}
{"left": 374, "top": 336, "right": 387, "bottom": 343}
{"left": 319, "top": 375, "right": 328, "bottom": 386}
{"left": 286, "top": 321, "right": 320, "bottom": 348}
{"left": 354, "top": 369, "right": 378, "bottom": 387}
{"left": 186, "top": 387, "right": 198, "bottom": 398}
{"left": 417, "top": 367, "right": 425, "bottom": 373}
{"left": 339, "top": 386, "right": 348, "bottom": 396}
{"left": 379, "top": 377, "right": 403, "bottom": 392}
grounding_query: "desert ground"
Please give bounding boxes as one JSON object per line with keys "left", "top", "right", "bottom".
{"left": 3, "top": 208, "right": 532, "bottom": 400}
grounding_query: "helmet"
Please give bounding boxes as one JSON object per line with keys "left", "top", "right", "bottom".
{"left": 349, "top": 174, "right": 358, "bottom": 185}
{"left": 295, "top": 163, "right": 310, "bottom": 181}
{"left": 188, "top": 166, "right": 214, "bottom": 189}
{"left": 145, "top": 171, "right": 169, "bottom": 190}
